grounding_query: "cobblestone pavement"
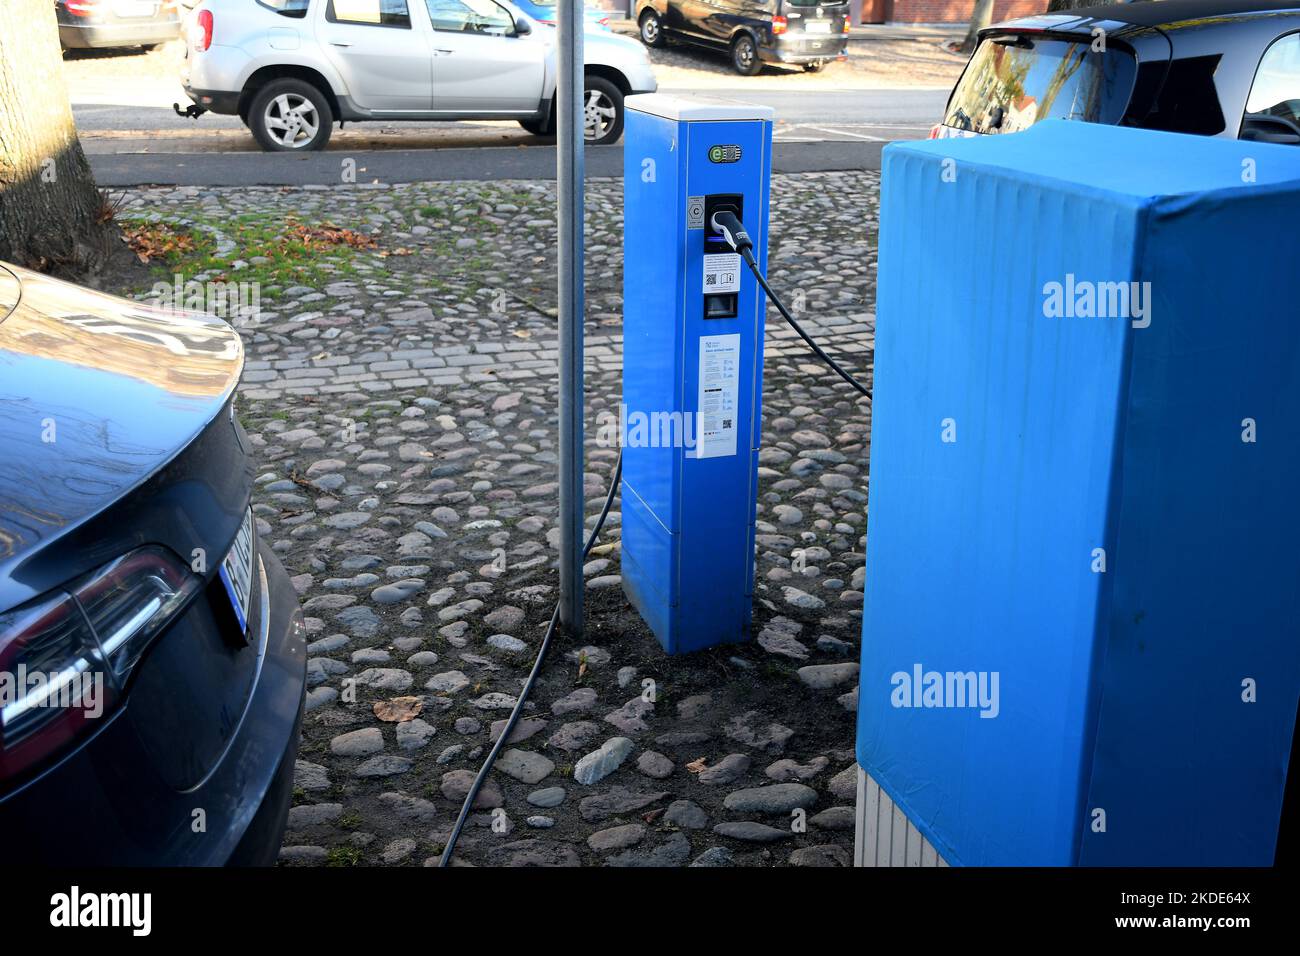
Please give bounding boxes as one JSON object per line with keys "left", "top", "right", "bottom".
{"left": 118, "top": 171, "right": 877, "bottom": 867}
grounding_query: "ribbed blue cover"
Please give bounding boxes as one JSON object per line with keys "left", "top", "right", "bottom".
{"left": 856, "top": 120, "right": 1300, "bottom": 865}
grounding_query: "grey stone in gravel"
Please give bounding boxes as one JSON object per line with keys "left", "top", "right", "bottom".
{"left": 279, "top": 846, "right": 328, "bottom": 865}
{"left": 547, "top": 720, "right": 600, "bottom": 752}
{"left": 354, "top": 668, "right": 413, "bottom": 692}
{"left": 676, "top": 693, "right": 713, "bottom": 720}
{"left": 372, "top": 579, "right": 424, "bottom": 604}
{"left": 723, "top": 783, "right": 818, "bottom": 814}
{"left": 725, "top": 712, "right": 795, "bottom": 753}
{"left": 426, "top": 670, "right": 470, "bottom": 693}
{"left": 782, "top": 587, "right": 826, "bottom": 611}
{"left": 381, "top": 837, "right": 418, "bottom": 864}
{"left": 527, "top": 786, "right": 566, "bottom": 808}
{"left": 295, "top": 760, "right": 331, "bottom": 791}
{"left": 690, "top": 847, "right": 735, "bottom": 867}
{"left": 817, "top": 635, "right": 855, "bottom": 655}
{"left": 495, "top": 749, "right": 555, "bottom": 784}
{"left": 308, "top": 634, "right": 350, "bottom": 654}
{"left": 354, "top": 754, "right": 413, "bottom": 778}
{"left": 664, "top": 800, "right": 709, "bottom": 830}
{"left": 482, "top": 605, "right": 525, "bottom": 632}
{"left": 697, "top": 753, "right": 751, "bottom": 785}
{"left": 551, "top": 687, "right": 597, "bottom": 715}
{"left": 712, "top": 821, "right": 792, "bottom": 843}
{"left": 526, "top": 816, "right": 555, "bottom": 829}
{"left": 495, "top": 839, "right": 580, "bottom": 867}
{"left": 810, "top": 806, "right": 856, "bottom": 831}
{"left": 829, "top": 765, "right": 859, "bottom": 800}
{"left": 617, "top": 666, "right": 638, "bottom": 688}
{"left": 587, "top": 824, "right": 645, "bottom": 852}
{"left": 472, "top": 692, "right": 517, "bottom": 710}
{"left": 604, "top": 696, "right": 654, "bottom": 734}
{"left": 565, "top": 645, "right": 612, "bottom": 667}
{"left": 436, "top": 745, "right": 464, "bottom": 765}
{"left": 287, "top": 803, "right": 342, "bottom": 828}
{"left": 407, "top": 651, "right": 439, "bottom": 668}
{"left": 487, "top": 633, "right": 527, "bottom": 653}
{"left": 789, "top": 845, "right": 851, "bottom": 867}
{"left": 396, "top": 718, "right": 436, "bottom": 751}
{"left": 351, "top": 647, "right": 390, "bottom": 665}
{"left": 330, "top": 727, "right": 383, "bottom": 757}
{"left": 636, "top": 751, "right": 674, "bottom": 779}
{"left": 578, "top": 787, "right": 670, "bottom": 822}
{"left": 606, "top": 831, "right": 691, "bottom": 868}
{"left": 454, "top": 717, "right": 482, "bottom": 734}
{"left": 838, "top": 687, "right": 859, "bottom": 712}
{"left": 765, "top": 756, "right": 830, "bottom": 782}
{"left": 490, "top": 716, "right": 547, "bottom": 743}
{"left": 377, "top": 792, "right": 438, "bottom": 823}
{"left": 306, "top": 687, "right": 338, "bottom": 711}
{"left": 758, "top": 626, "right": 810, "bottom": 660}
{"left": 797, "top": 663, "right": 859, "bottom": 689}
{"left": 336, "top": 606, "right": 381, "bottom": 638}
{"left": 325, "top": 512, "right": 371, "bottom": 530}
{"left": 574, "top": 736, "right": 634, "bottom": 785}
{"left": 440, "top": 769, "right": 503, "bottom": 809}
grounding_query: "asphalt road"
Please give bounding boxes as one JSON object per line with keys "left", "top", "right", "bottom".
{"left": 89, "top": 139, "right": 889, "bottom": 186}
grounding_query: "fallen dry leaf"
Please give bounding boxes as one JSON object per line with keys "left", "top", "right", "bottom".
{"left": 685, "top": 757, "right": 708, "bottom": 774}
{"left": 373, "top": 696, "right": 423, "bottom": 722}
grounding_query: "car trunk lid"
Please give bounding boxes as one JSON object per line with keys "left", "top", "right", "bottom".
{"left": 0, "top": 264, "right": 244, "bottom": 608}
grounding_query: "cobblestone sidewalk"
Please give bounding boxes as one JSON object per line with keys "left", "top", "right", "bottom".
{"left": 119, "top": 170, "right": 877, "bottom": 867}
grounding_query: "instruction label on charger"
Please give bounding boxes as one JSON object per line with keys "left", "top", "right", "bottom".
{"left": 703, "top": 253, "right": 741, "bottom": 294}
{"left": 696, "top": 333, "right": 741, "bottom": 459}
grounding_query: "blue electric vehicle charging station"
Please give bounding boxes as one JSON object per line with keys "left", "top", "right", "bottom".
{"left": 856, "top": 120, "right": 1300, "bottom": 866}
{"left": 620, "top": 94, "right": 774, "bottom": 655}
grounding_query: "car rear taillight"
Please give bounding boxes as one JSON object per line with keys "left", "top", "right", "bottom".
{"left": 64, "top": 0, "right": 101, "bottom": 17}
{"left": 843, "top": 18, "right": 851, "bottom": 33}
{"left": 772, "top": 15, "right": 787, "bottom": 36}
{"left": 72, "top": 547, "right": 201, "bottom": 680}
{"left": 927, "top": 123, "right": 942, "bottom": 140}
{"left": 0, "top": 547, "right": 198, "bottom": 783}
{"left": 195, "top": 8, "right": 214, "bottom": 51}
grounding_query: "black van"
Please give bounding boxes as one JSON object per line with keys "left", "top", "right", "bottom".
{"left": 636, "top": 0, "right": 849, "bottom": 76}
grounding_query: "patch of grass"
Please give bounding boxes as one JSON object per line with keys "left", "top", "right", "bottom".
{"left": 338, "top": 810, "right": 363, "bottom": 830}
{"left": 325, "top": 846, "right": 364, "bottom": 867}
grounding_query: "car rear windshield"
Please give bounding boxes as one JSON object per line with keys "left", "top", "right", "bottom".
{"left": 944, "top": 34, "right": 1137, "bottom": 134}
{"left": 257, "top": 0, "right": 311, "bottom": 16}
{"left": 785, "top": 0, "right": 848, "bottom": 6}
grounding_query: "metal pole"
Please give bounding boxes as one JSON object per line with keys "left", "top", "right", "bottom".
{"left": 557, "top": 0, "right": 585, "bottom": 637}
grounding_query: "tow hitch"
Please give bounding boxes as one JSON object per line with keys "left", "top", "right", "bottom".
{"left": 173, "top": 102, "right": 208, "bottom": 120}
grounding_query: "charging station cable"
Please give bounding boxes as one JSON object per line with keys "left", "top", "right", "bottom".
{"left": 710, "top": 210, "right": 871, "bottom": 402}
{"left": 438, "top": 451, "right": 624, "bottom": 867}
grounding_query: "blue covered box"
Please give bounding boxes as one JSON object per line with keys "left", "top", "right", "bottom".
{"left": 856, "top": 121, "right": 1300, "bottom": 866}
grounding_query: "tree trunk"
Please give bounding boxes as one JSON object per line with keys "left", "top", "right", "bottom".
{"left": 0, "top": 0, "right": 116, "bottom": 273}
{"left": 961, "top": 0, "right": 997, "bottom": 54}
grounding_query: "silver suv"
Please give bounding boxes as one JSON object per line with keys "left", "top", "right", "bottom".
{"left": 180, "top": 0, "right": 657, "bottom": 150}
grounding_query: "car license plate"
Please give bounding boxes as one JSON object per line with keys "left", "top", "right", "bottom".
{"left": 114, "top": 1, "right": 157, "bottom": 17}
{"left": 218, "top": 510, "right": 255, "bottom": 634}
{"left": 806, "top": 21, "right": 832, "bottom": 34}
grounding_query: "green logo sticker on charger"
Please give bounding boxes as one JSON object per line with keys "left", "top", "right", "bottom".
{"left": 708, "top": 145, "right": 742, "bottom": 164}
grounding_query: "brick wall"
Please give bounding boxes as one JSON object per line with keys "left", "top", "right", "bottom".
{"left": 885, "top": 1, "right": 1042, "bottom": 23}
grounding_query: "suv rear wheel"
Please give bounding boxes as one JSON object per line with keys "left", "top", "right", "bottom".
{"left": 248, "top": 79, "right": 333, "bottom": 152}
{"left": 639, "top": 10, "right": 665, "bottom": 48}
{"left": 583, "top": 75, "right": 624, "bottom": 146}
{"left": 731, "top": 34, "right": 761, "bottom": 76}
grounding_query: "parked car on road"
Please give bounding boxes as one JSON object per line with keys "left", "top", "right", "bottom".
{"left": 0, "top": 262, "right": 306, "bottom": 864}
{"left": 57, "top": 0, "right": 182, "bottom": 51}
{"left": 510, "top": 0, "right": 613, "bottom": 30}
{"left": 635, "top": 0, "right": 849, "bottom": 76}
{"left": 932, "top": 0, "right": 1300, "bottom": 144}
{"left": 179, "top": 0, "right": 657, "bottom": 150}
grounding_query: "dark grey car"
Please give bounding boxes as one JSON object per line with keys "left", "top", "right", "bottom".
{"left": 0, "top": 262, "right": 306, "bottom": 864}
{"left": 637, "top": 0, "right": 849, "bottom": 75}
